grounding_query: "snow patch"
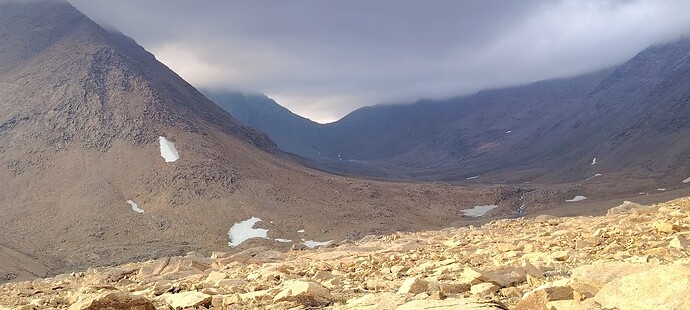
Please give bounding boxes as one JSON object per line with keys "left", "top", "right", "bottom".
{"left": 303, "top": 240, "right": 333, "bottom": 248}
{"left": 461, "top": 205, "right": 498, "bottom": 217}
{"left": 658, "top": 188, "right": 667, "bottom": 191}
{"left": 158, "top": 136, "right": 180, "bottom": 163}
{"left": 566, "top": 196, "right": 587, "bottom": 202}
{"left": 126, "top": 200, "right": 144, "bottom": 214}
{"left": 466, "top": 175, "right": 480, "bottom": 180}
{"left": 297, "top": 229, "right": 305, "bottom": 233}
{"left": 683, "top": 177, "right": 690, "bottom": 184}
{"left": 228, "top": 217, "right": 268, "bottom": 247}
{"left": 506, "top": 130, "right": 512, "bottom": 134}
{"left": 585, "top": 173, "right": 602, "bottom": 181}
{"left": 275, "top": 238, "right": 292, "bottom": 243}
{"left": 591, "top": 158, "right": 597, "bottom": 165}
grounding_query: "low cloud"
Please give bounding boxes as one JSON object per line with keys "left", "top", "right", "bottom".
{"left": 71, "top": 0, "right": 690, "bottom": 123}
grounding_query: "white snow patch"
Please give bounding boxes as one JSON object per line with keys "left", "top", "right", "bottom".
{"left": 658, "top": 188, "right": 667, "bottom": 191}
{"left": 303, "top": 240, "right": 333, "bottom": 248}
{"left": 683, "top": 177, "right": 690, "bottom": 184}
{"left": 127, "top": 200, "right": 144, "bottom": 214}
{"left": 639, "top": 192, "right": 648, "bottom": 195}
{"left": 275, "top": 238, "right": 292, "bottom": 243}
{"left": 466, "top": 175, "right": 480, "bottom": 180}
{"left": 461, "top": 205, "right": 498, "bottom": 217}
{"left": 297, "top": 229, "right": 305, "bottom": 233}
{"left": 585, "top": 173, "right": 602, "bottom": 181}
{"left": 566, "top": 196, "right": 587, "bottom": 202}
{"left": 506, "top": 130, "right": 512, "bottom": 134}
{"left": 591, "top": 158, "right": 597, "bottom": 165}
{"left": 158, "top": 136, "right": 180, "bottom": 163}
{"left": 228, "top": 217, "right": 269, "bottom": 247}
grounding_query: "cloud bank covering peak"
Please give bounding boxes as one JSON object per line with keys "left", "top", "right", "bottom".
{"left": 71, "top": 0, "right": 690, "bottom": 123}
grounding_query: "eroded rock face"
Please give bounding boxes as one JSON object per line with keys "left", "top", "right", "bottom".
{"left": 2, "top": 197, "right": 690, "bottom": 309}
{"left": 593, "top": 265, "right": 690, "bottom": 310}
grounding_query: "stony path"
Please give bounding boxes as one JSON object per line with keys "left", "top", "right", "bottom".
{"left": 1, "top": 198, "right": 690, "bottom": 309}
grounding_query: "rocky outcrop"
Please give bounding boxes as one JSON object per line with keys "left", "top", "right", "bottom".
{"left": 2, "top": 197, "right": 690, "bottom": 309}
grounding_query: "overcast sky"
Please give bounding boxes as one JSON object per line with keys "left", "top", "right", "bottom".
{"left": 70, "top": 0, "right": 690, "bottom": 123}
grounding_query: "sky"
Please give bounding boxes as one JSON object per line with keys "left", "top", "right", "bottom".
{"left": 70, "top": 0, "right": 690, "bottom": 123}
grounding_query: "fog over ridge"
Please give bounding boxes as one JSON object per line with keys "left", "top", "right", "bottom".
{"left": 70, "top": 0, "right": 690, "bottom": 123}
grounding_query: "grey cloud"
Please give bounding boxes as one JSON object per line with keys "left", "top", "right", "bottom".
{"left": 70, "top": 0, "right": 690, "bottom": 123}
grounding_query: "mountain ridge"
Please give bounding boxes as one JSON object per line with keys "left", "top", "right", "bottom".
{"left": 214, "top": 38, "right": 690, "bottom": 184}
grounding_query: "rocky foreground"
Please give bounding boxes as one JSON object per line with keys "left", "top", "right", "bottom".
{"left": 2, "top": 198, "right": 690, "bottom": 310}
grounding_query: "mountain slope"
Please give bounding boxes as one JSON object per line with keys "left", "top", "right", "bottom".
{"left": 219, "top": 38, "right": 690, "bottom": 184}
{"left": 0, "top": 0, "right": 526, "bottom": 278}
{"left": 203, "top": 91, "right": 326, "bottom": 159}
{"left": 3, "top": 197, "right": 690, "bottom": 309}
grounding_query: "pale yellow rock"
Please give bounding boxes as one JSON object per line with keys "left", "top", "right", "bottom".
{"left": 607, "top": 201, "right": 650, "bottom": 216}
{"left": 273, "top": 280, "right": 332, "bottom": 306}
{"left": 654, "top": 221, "right": 679, "bottom": 233}
{"left": 570, "top": 262, "right": 654, "bottom": 297}
{"left": 516, "top": 280, "right": 573, "bottom": 310}
{"left": 438, "top": 281, "right": 470, "bottom": 293}
{"left": 500, "top": 286, "right": 522, "bottom": 298}
{"left": 204, "top": 270, "right": 227, "bottom": 284}
{"left": 470, "top": 282, "right": 499, "bottom": 297}
{"left": 551, "top": 251, "right": 570, "bottom": 261}
{"left": 670, "top": 235, "right": 690, "bottom": 249}
{"left": 593, "top": 265, "right": 690, "bottom": 310}
{"left": 397, "top": 298, "right": 507, "bottom": 310}
{"left": 545, "top": 300, "right": 581, "bottom": 310}
{"left": 461, "top": 266, "right": 524, "bottom": 287}
{"left": 340, "top": 292, "right": 405, "bottom": 310}
{"left": 159, "top": 291, "right": 211, "bottom": 309}
{"left": 397, "top": 277, "right": 428, "bottom": 295}
{"left": 69, "top": 292, "right": 154, "bottom": 310}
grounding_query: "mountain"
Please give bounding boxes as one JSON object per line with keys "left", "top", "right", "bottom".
{"left": 203, "top": 91, "right": 326, "bottom": 159}
{"left": 218, "top": 38, "right": 690, "bottom": 184}
{"left": 0, "top": 1, "right": 524, "bottom": 279}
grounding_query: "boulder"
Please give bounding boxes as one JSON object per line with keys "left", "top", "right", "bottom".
{"left": 515, "top": 279, "right": 573, "bottom": 310}
{"left": 670, "top": 235, "right": 690, "bottom": 249}
{"left": 397, "top": 298, "right": 507, "bottom": 310}
{"left": 606, "top": 201, "right": 650, "bottom": 216}
{"left": 592, "top": 265, "right": 690, "bottom": 310}
{"left": 273, "top": 280, "right": 332, "bottom": 306}
{"left": 470, "top": 282, "right": 500, "bottom": 297}
{"left": 159, "top": 291, "right": 212, "bottom": 309}
{"left": 570, "top": 262, "right": 653, "bottom": 297}
{"left": 68, "top": 292, "right": 154, "bottom": 310}
{"left": 397, "top": 277, "right": 428, "bottom": 295}
{"left": 461, "top": 266, "right": 524, "bottom": 287}
{"left": 342, "top": 292, "right": 405, "bottom": 309}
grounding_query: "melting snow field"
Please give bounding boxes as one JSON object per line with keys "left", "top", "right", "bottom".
{"left": 461, "top": 205, "right": 498, "bottom": 217}
{"left": 228, "top": 217, "right": 269, "bottom": 247}
{"left": 683, "top": 177, "right": 690, "bottom": 184}
{"left": 159, "top": 136, "right": 180, "bottom": 163}
{"left": 126, "top": 200, "right": 144, "bottom": 214}
{"left": 566, "top": 196, "right": 587, "bottom": 202}
{"left": 303, "top": 240, "right": 333, "bottom": 248}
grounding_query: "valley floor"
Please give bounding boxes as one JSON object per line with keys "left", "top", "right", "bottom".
{"left": 2, "top": 197, "right": 689, "bottom": 309}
